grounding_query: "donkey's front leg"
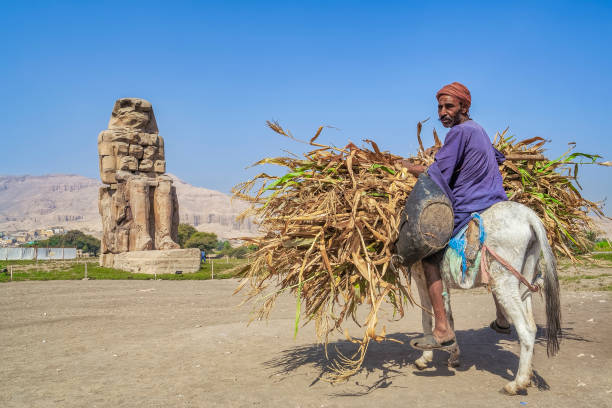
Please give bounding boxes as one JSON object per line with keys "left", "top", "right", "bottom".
{"left": 412, "top": 263, "right": 434, "bottom": 370}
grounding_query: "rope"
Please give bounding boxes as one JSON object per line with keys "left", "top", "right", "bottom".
{"left": 480, "top": 244, "right": 540, "bottom": 293}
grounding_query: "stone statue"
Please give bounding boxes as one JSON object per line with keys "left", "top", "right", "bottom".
{"left": 98, "top": 98, "right": 181, "bottom": 258}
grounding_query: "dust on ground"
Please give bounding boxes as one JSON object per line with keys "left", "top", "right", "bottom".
{"left": 1, "top": 277, "right": 611, "bottom": 408}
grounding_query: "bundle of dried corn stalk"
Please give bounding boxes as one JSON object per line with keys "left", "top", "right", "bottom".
{"left": 494, "top": 130, "right": 606, "bottom": 258}
{"left": 233, "top": 120, "right": 607, "bottom": 381}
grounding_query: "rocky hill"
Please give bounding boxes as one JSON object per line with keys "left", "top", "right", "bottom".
{"left": 0, "top": 174, "right": 258, "bottom": 240}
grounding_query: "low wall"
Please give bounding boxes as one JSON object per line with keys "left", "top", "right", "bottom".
{"left": 99, "top": 248, "right": 201, "bottom": 274}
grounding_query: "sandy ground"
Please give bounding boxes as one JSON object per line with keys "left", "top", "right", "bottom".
{"left": 1, "top": 279, "right": 611, "bottom": 408}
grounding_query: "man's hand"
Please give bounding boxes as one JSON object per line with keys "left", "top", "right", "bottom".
{"left": 399, "top": 160, "right": 426, "bottom": 177}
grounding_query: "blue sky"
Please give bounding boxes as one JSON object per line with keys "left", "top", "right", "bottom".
{"left": 1, "top": 1, "right": 611, "bottom": 212}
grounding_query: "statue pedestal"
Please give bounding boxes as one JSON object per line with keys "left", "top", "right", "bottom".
{"left": 100, "top": 248, "right": 201, "bottom": 274}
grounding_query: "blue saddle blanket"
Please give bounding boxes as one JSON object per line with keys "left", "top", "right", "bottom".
{"left": 443, "top": 213, "right": 486, "bottom": 289}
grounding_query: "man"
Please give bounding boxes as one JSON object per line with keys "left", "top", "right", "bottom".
{"left": 405, "top": 82, "right": 510, "bottom": 350}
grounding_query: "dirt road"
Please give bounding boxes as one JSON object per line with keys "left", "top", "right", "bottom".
{"left": 1, "top": 280, "right": 610, "bottom": 407}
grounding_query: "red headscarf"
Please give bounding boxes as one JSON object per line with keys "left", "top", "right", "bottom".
{"left": 436, "top": 82, "right": 471, "bottom": 110}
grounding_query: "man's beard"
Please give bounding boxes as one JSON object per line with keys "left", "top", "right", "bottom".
{"left": 439, "top": 112, "right": 464, "bottom": 128}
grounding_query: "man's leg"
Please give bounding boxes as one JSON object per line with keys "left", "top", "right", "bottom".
{"left": 126, "top": 177, "right": 153, "bottom": 251}
{"left": 422, "top": 258, "right": 455, "bottom": 343}
{"left": 153, "top": 177, "right": 180, "bottom": 250}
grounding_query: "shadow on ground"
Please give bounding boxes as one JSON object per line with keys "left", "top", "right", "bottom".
{"left": 264, "top": 324, "right": 592, "bottom": 396}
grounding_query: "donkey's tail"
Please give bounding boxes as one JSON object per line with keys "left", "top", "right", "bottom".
{"left": 532, "top": 215, "right": 561, "bottom": 356}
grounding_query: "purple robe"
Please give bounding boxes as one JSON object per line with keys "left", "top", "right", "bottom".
{"left": 427, "top": 120, "right": 507, "bottom": 235}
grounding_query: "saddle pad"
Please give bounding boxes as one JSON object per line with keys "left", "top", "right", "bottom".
{"left": 444, "top": 245, "right": 483, "bottom": 289}
{"left": 443, "top": 213, "right": 486, "bottom": 289}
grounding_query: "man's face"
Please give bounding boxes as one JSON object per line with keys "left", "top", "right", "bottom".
{"left": 437, "top": 94, "right": 468, "bottom": 128}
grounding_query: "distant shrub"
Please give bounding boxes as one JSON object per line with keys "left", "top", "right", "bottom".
{"left": 27, "top": 230, "right": 101, "bottom": 256}
{"left": 177, "top": 224, "right": 198, "bottom": 248}
{"left": 185, "top": 231, "right": 218, "bottom": 252}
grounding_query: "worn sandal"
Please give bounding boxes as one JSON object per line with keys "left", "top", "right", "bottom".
{"left": 410, "top": 334, "right": 456, "bottom": 351}
{"left": 490, "top": 320, "right": 511, "bottom": 335}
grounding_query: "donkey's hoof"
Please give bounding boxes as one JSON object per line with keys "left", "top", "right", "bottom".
{"left": 414, "top": 357, "right": 429, "bottom": 370}
{"left": 503, "top": 381, "right": 527, "bottom": 396}
{"left": 503, "top": 382, "right": 518, "bottom": 395}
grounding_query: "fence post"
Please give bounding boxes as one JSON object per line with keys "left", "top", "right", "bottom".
{"left": 211, "top": 260, "right": 214, "bottom": 279}
{"left": 10, "top": 265, "right": 13, "bottom": 281}
{"left": 83, "top": 263, "right": 88, "bottom": 280}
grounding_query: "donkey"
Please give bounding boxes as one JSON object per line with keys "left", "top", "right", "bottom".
{"left": 405, "top": 200, "right": 561, "bottom": 395}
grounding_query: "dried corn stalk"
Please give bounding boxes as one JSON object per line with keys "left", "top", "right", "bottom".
{"left": 233, "top": 121, "right": 607, "bottom": 381}
{"left": 494, "top": 129, "right": 606, "bottom": 258}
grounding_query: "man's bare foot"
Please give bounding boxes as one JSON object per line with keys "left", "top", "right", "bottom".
{"left": 411, "top": 332, "right": 456, "bottom": 351}
{"left": 433, "top": 327, "right": 455, "bottom": 344}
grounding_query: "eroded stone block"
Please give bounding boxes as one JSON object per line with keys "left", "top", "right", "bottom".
{"left": 101, "top": 155, "right": 116, "bottom": 172}
{"left": 138, "top": 159, "right": 153, "bottom": 171}
{"left": 129, "top": 144, "right": 144, "bottom": 159}
{"left": 113, "top": 142, "right": 129, "bottom": 156}
{"left": 118, "top": 156, "right": 138, "bottom": 171}
{"left": 139, "top": 132, "right": 158, "bottom": 146}
{"left": 143, "top": 146, "right": 158, "bottom": 160}
{"left": 154, "top": 160, "right": 166, "bottom": 173}
{"left": 98, "top": 141, "right": 113, "bottom": 156}
{"left": 101, "top": 170, "right": 116, "bottom": 184}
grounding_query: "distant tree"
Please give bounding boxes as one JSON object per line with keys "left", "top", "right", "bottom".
{"left": 216, "top": 240, "right": 231, "bottom": 251}
{"left": 218, "top": 242, "right": 254, "bottom": 259}
{"left": 185, "top": 231, "right": 218, "bottom": 252}
{"left": 231, "top": 246, "right": 249, "bottom": 259}
{"left": 177, "top": 223, "right": 197, "bottom": 248}
{"left": 27, "top": 230, "right": 101, "bottom": 256}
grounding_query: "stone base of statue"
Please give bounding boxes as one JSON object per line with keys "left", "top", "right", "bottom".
{"left": 100, "top": 248, "right": 201, "bottom": 274}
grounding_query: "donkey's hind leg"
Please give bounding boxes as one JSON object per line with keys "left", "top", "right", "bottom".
{"left": 492, "top": 264, "right": 537, "bottom": 395}
{"left": 412, "top": 263, "right": 434, "bottom": 370}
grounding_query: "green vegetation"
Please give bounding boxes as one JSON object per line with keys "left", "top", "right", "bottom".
{"left": 217, "top": 240, "right": 232, "bottom": 251}
{"left": 217, "top": 243, "right": 257, "bottom": 259}
{"left": 185, "top": 231, "right": 218, "bottom": 252}
{"left": 25, "top": 230, "right": 101, "bottom": 256}
{"left": 558, "top": 273, "right": 612, "bottom": 282}
{"left": 592, "top": 252, "right": 612, "bottom": 262}
{"left": 594, "top": 240, "right": 611, "bottom": 252}
{"left": 0, "top": 258, "right": 247, "bottom": 282}
{"left": 177, "top": 223, "right": 256, "bottom": 259}
{"left": 177, "top": 223, "right": 197, "bottom": 248}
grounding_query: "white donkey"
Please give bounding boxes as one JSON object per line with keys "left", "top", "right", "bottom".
{"left": 406, "top": 200, "right": 561, "bottom": 395}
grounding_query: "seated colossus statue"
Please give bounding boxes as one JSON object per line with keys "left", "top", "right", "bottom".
{"left": 98, "top": 98, "right": 180, "bottom": 256}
